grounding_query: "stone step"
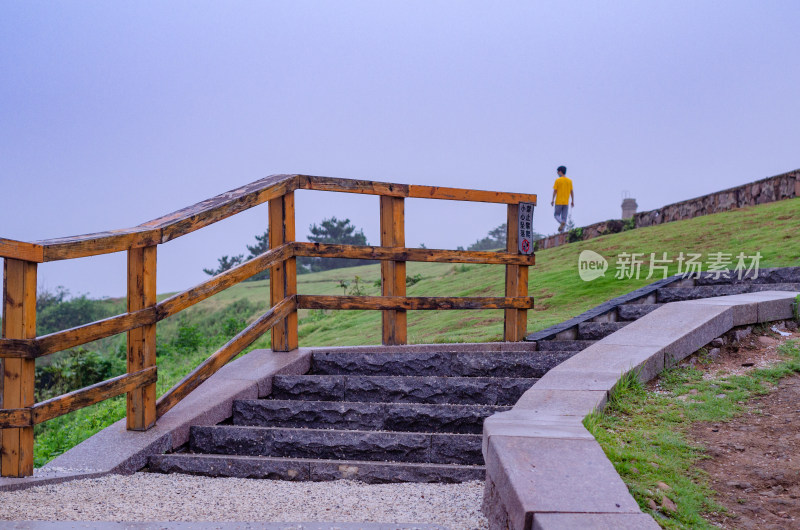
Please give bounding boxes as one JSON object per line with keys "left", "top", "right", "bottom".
{"left": 309, "top": 350, "right": 575, "bottom": 378}
{"left": 657, "top": 283, "right": 800, "bottom": 303}
{"left": 148, "top": 453, "right": 484, "bottom": 483}
{"left": 577, "top": 322, "right": 629, "bottom": 340}
{"left": 270, "top": 375, "right": 536, "bottom": 406}
{"left": 233, "top": 400, "right": 509, "bottom": 434}
{"left": 189, "top": 425, "right": 484, "bottom": 465}
{"left": 534, "top": 340, "right": 597, "bottom": 351}
{"left": 617, "top": 304, "right": 663, "bottom": 321}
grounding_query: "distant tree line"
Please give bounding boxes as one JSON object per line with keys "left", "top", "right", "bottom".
{"left": 203, "top": 217, "right": 371, "bottom": 278}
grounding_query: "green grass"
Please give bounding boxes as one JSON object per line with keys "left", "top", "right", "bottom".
{"left": 584, "top": 340, "right": 800, "bottom": 528}
{"left": 31, "top": 197, "right": 800, "bottom": 466}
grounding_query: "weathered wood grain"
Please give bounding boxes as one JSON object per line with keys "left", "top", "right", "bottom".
{"left": 0, "top": 239, "right": 44, "bottom": 263}
{"left": 504, "top": 204, "right": 530, "bottom": 341}
{"left": 32, "top": 367, "right": 157, "bottom": 425}
{"left": 126, "top": 246, "right": 157, "bottom": 431}
{"left": 8, "top": 174, "right": 299, "bottom": 261}
{"left": 0, "top": 339, "right": 38, "bottom": 359}
{"left": 3, "top": 175, "right": 535, "bottom": 261}
{"left": 156, "top": 296, "right": 296, "bottom": 419}
{"left": 297, "top": 295, "right": 534, "bottom": 310}
{"left": 299, "top": 175, "right": 409, "bottom": 197}
{"left": 157, "top": 243, "right": 292, "bottom": 319}
{"left": 152, "top": 174, "right": 299, "bottom": 243}
{"left": 408, "top": 185, "right": 538, "bottom": 205}
{"left": 35, "top": 307, "right": 157, "bottom": 358}
{"left": 298, "top": 175, "right": 537, "bottom": 204}
{"left": 0, "top": 408, "right": 32, "bottom": 429}
{"left": 1, "top": 259, "right": 37, "bottom": 477}
{"left": 380, "top": 196, "right": 407, "bottom": 345}
{"left": 269, "top": 196, "right": 288, "bottom": 351}
{"left": 293, "top": 242, "right": 536, "bottom": 265}
{"left": 40, "top": 228, "right": 161, "bottom": 262}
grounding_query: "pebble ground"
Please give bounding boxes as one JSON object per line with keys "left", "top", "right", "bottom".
{"left": 0, "top": 473, "right": 488, "bottom": 528}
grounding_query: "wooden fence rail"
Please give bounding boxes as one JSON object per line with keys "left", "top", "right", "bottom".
{"left": 0, "top": 174, "right": 535, "bottom": 477}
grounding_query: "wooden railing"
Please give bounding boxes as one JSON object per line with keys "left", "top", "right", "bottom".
{"left": 0, "top": 174, "right": 536, "bottom": 477}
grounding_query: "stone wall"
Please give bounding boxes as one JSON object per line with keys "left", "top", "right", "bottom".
{"left": 536, "top": 169, "right": 799, "bottom": 251}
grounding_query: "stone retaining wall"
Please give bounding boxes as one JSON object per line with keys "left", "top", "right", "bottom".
{"left": 537, "top": 168, "right": 799, "bottom": 251}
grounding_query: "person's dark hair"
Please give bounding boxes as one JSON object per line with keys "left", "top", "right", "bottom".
{"left": 557, "top": 166, "right": 567, "bottom": 175}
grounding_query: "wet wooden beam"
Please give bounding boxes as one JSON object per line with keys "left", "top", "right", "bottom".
{"left": 156, "top": 296, "right": 296, "bottom": 419}
{"left": 297, "top": 295, "right": 534, "bottom": 311}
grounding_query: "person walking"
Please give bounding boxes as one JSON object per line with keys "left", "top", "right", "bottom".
{"left": 551, "top": 165, "right": 574, "bottom": 233}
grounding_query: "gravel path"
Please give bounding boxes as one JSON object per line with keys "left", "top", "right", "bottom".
{"left": 0, "top": 474, "right": 488, "bottom": 528}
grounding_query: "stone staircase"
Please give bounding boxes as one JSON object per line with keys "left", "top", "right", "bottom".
{"left": 148, "top": 267, "right": 800, "bottom": 483}
{"left": 148, "top": 349, "right": 577, "bottom": 483}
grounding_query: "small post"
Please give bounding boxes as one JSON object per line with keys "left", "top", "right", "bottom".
{"left": 1, "top": 259, "right": 37, "bottom": 477}
{"left": 504, "top": 204, "right": 529, "bottom": 341}
{"left": 380, "top": 195, "right": 407, "bottom": 345}
{"left": 269, "top": 192, "right": 298, "bottom": 351}
{"left": 126, "top": 246, "right": 157, "bottom": 431}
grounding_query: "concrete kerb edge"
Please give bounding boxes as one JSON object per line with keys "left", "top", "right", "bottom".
{"left": 0, "top": 340, "right": 533, "bottom": 492}
{"left": 484, "top": 291, "right": 800, "bottom": 529}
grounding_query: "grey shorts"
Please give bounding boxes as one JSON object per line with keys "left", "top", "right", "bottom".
{"left": 554, "top": 204, "right": 569, "bottom": 224}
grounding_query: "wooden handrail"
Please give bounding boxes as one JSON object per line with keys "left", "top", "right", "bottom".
{"left": 32, "top": 367, "right": 157, "bottom": 425}
{"left": 297, "top": 295, "right": 534, "bottom": 310}
{"left": 1, "top": 174, "right": 537, "bottom": 477}
{"left": 293, "top": 242, "right": 535, "bottom": 265}
{"left": 0, "top": 174, "right": 535, "bottom": 262}
{"left": 155, "top": 295, "right": 297, "bottom": 418}
{"left": 0, "top": 367, "right": 157, "bottom": 429}
{"left": 157, "top": 243, "right": 293, "bottom": 319}
{"left": 0, "top": 244, "right": 293, "bottom": 359}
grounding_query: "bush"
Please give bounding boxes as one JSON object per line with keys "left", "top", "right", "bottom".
{"left": 35, "top": 348, "right": 120, "bottom": 401}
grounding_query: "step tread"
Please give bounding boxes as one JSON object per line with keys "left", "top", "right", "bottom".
{"left": 270, "top": 374, "right": 537, "bottom": 406}
{"left": 148, "top": 453, "right": 485, "bottom": 483}
{"left": 310, "top": 350, "right": 575, "bottom": 378}
{"left": 617, "top": 304, "right": 663, "bottom": 321}
{"left": 577, "top": 321, "right": 630, "bottom": 340}
{"left": 233, "top": 399, "right": 509, "bottom": 434}
{"left": 534, "top": 340, "right": 597, "bottom": 351}
{"left": 190, "top": 425, "right": 483, "bottom": 465}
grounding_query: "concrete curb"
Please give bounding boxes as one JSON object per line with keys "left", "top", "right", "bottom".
{"left": 483, "top": 290, "right": 800, "bottom": 530}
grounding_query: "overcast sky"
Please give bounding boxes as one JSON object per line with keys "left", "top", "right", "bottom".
{"left": 1, "top": 1, "right": 798, "bottom": 300}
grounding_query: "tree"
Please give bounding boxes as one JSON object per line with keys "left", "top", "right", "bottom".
{"left": 303, "top": 217, "right": 370, "bottom": 272}
{"left": 467, "top": 222, "right": 543, "bottom": 251}
{"left": 203, "top": 255, "right": 244, "bottom": 276}
{"left": 467, "top": 223, "right": 507, "bottom": 251}
{"left": 244, "top": 230, "right": 270, "bottom": 281}
{"left": 246, "top": 230, "right": 269, "bottom": 259}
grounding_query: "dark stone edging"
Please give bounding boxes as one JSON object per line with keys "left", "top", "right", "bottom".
{"left": 525, "top": 274, "right": 688, "bottom": 342}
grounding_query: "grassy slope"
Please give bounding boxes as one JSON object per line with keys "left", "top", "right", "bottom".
{"left": 170, "top": 196, "right": 800, "bottom": 347}
{"left": 32, "top": 198, "right": 800, "bottom": 465}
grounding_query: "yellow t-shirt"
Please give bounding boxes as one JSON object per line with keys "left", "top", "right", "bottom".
{"left": 553, "top": 176, "right": 573, "bottom": 205}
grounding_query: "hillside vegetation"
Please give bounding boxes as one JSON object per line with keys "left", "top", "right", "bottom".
{"left": 30, "top": 197, "right": 800, "bottom": 465}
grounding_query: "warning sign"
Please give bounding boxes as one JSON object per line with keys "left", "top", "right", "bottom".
{"left": 518, "top": 202, "right": 535, "bottom": 255}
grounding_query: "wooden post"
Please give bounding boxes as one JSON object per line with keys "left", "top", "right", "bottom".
{"left": 269, "top": 192, "right": 298, "bottom": 351}
{"left": 380, "top": 195, "right": 407, "bottom": 345}
{"left": 126, "top": 246, "right": 157, "bottom": 431}
{"left": 504, "top": 204, "right": 529, "bottom": 341}
{"left": 1, "top": 259, "right": 37, "bottom": 477}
